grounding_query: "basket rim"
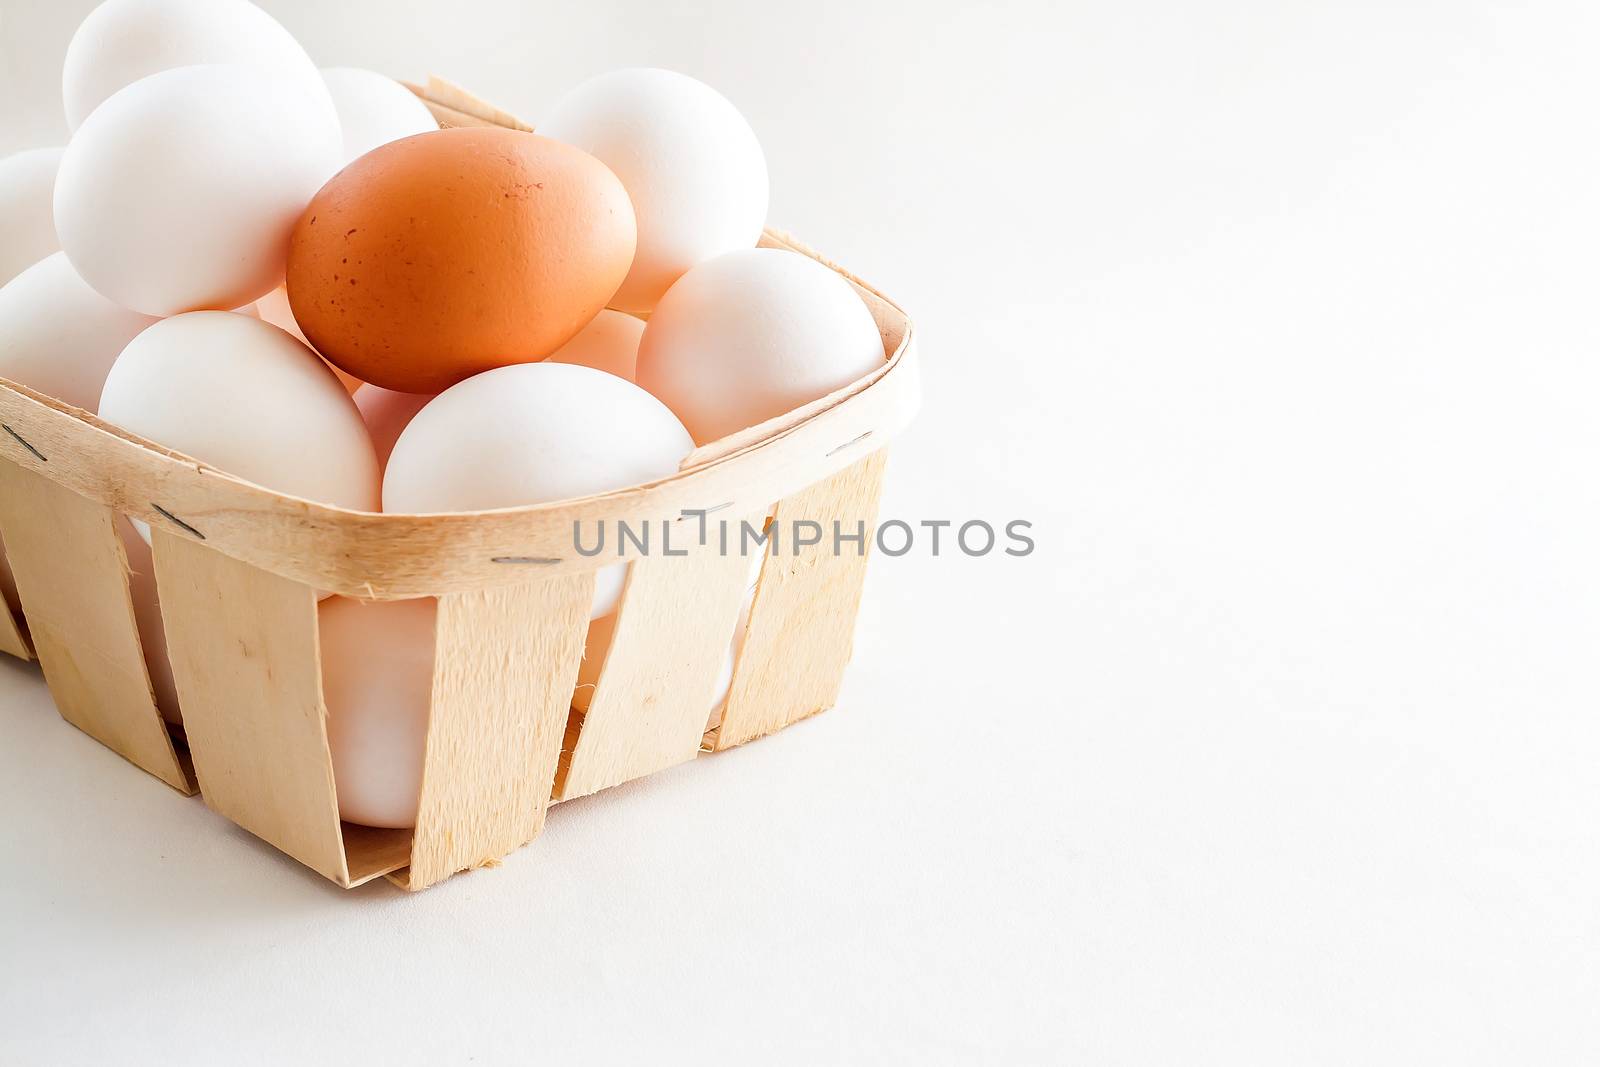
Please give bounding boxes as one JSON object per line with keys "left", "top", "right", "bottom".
{"left": 0, "top": 231, "right": 919, "bottom": 598}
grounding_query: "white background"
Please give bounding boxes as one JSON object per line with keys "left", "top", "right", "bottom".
{"left": 2, "top": 0, "right": 1598, "bottom": 1062}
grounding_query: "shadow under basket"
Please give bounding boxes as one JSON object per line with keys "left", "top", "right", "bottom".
{"left": 0, "top": 78, "right": 921, "bottom": 891}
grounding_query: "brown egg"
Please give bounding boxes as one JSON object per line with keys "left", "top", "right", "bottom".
{"left": 286, "top": 128, "right": 636, "bottom": 394}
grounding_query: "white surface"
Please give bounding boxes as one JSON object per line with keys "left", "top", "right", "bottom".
{"left": 1, "top": 1, "right": 1598, "bottom": 1063}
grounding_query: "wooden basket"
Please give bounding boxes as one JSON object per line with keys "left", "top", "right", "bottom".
{"left": 0, "top": 79, "right": 920, "bottom": 890}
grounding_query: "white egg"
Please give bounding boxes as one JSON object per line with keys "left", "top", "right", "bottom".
{"left": 353, "top": 384, "right": 432, "bottom": 470}
{"left": 320, "top": 67, "right": 438, "bottom": 166}
{"left": 55, "top": 64, "right": 340, "bottom": 316}
{"left": 0, "top": 148, "right": 63, "bottom": 286}
{"left": 99, "top": 312, "right": 379, "bottom": 545}
{"left": 706, "top": 589, "right": 756, "bottom": 729}
{"left": 0, "top": 272, "right": 155, "bottom": 619}
{"left": 637, "top": 248, "right": 885, "bottom": 444}
{"left": 118, "top": 518, "right": 180, "bottom": 723}
{"left": 0, "top": 252, "right": 160, "bottom": 411}
{"left": 545, "top": 308, "right": 644, "bottom": 382}
{"left": 384, "top": 362, "right": 693, "bottom": 618}
{"left": 320, "top": 596, "right": 435, "bottom": 829}
{"left": 62, "top": 0, "right": 335, "bottom": 134}
{"left": 540, "top": 68, "right": 767, "bottom": 314}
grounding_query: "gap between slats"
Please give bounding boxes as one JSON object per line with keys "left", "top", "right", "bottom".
{"left": 556, "top": 522, "right": 759, "bottom": 801}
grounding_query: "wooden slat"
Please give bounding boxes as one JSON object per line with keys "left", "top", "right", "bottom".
{"left": 0, "top": 462, "right": 188, "bottom": 791}
{"left": 342, "top": 823, "right": 414, "bottom": 887}
{"left": 557, "top": 526, "right": 757, "bottom": 800}
{"left": 396, "top": 572, "right": 593, "bottom": 891}
{"left": 716, "top": 450, "right": 889, "bottom": 749}
{"left": 151, "top": 531, "right": 349, "bottom": 883}
{"left": 0, "top": 541, "right": 31, "bottom": 659}
{"left": 402, "top": 76, "right": 535, "bottom": 131}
